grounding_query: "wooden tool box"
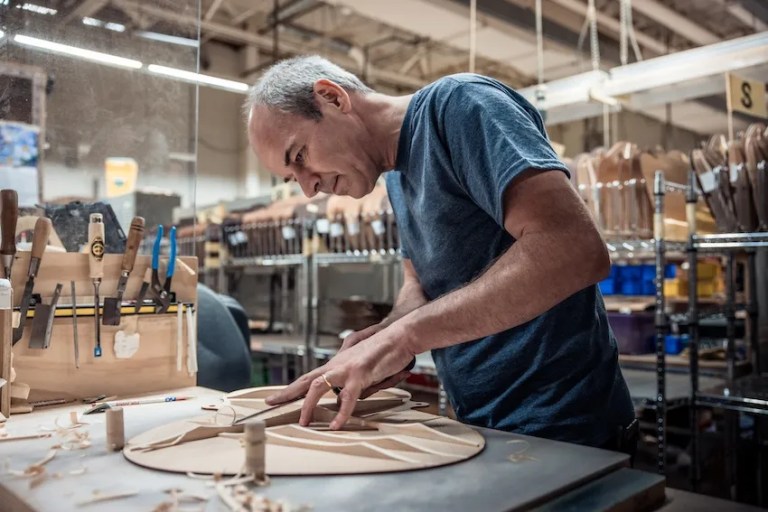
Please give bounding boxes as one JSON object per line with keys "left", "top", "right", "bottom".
{"left": 2, "top": 252, "right": 198, "bottom": 410}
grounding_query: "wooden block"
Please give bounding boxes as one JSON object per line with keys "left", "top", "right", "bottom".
{"left": 9, "top": 403, "right": 32, "bottom": 414}
{"left": 106, "top": 407, "right": 125, "bottom": 451}
{"left": 9, "top": 382, "right": 30, "bottom": 401}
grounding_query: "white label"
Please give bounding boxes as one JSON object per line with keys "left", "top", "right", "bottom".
{"left": 315, "top": 218, "right": 330, "bottom": 234}
{"left": 330, "top": 222, "right": 344, "bottom": 238}
{"left": 0, "top": 281, "right": 11, "bottom": 309}
{"left": 281, "top": 225, "right": 296, "bottom": 240}
{"left": 113, "top": 331, "right": 141, "bottom": 359}
{"left": 699, "top": 171, "right": 716, "bottom": 193}
{"left": 729, "top": 164, "right": 740, "bottom": 184}
{"left": 371, "top": 219, "right": 385, "bottom": 236}
{"left": 346, "top": 220, "right": 360, "bottom": 236}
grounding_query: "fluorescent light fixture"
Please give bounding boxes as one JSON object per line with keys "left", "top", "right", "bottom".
{"left": 82, "top": 17, "right": 102, "bottom": 27}
{"left": 13, "top": 35, "right": 143, "bottom": 69}
{"left": 105, "top": 22, "right": 126, "bottom": 33}
{"left": 136, "top": 31, "right": 199, "bottom": 48}
{"left": 18, "top": 3, "right": 57, "bottom": 15}
{"left": 82, "top": 17, "right": 126, "bottom": 33}
{"left": 147, "top": 64, "right": 248, "bottom": 93}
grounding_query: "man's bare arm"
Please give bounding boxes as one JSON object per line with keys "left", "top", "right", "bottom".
{"left": 396, "top": 169, "right": 610, "bottom": 354}
{"left": 339, "top": 259, "right": 426, "bottom": 351}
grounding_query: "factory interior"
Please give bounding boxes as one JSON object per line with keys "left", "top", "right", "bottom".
{"left": 1, "top": 0, "right": 768, "bottom": 510}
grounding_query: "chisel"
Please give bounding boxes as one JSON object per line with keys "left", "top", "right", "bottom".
{"left": 0, "top": 190, "right": 18, "bottom": 281}
{"left": 12, "top": 217, "right": 51, "bottom": 346}
{"left": 88, "top": 214, "right": 105, "bottom": 357}
{"left": 28, "top": 283, "right": 62, "bottom": 349}
{"left": 103, "top": 216, "right": 144, "bottom": 325}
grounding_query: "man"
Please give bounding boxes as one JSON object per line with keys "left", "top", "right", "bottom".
{"left": 245, "top": 55, "right": 635, "bottom": 451}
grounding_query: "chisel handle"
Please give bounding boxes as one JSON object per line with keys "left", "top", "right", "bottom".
{"left": 31, "top": 217, "right": 51, "bottom": 263}
{"left": 88, "top": 214, "right": 105, "bottom": 280}
{"left": 122, "top": 217, "right": 145, "bottom": 273}
{"left": 0, "top": 189, "right": 18, "bottom": 258}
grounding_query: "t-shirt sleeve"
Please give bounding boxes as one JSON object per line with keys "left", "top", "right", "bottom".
{"left": 441, "top": 80, "right": 570, "bottom": 226}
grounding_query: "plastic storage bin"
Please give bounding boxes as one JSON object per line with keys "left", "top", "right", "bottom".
{"left": 608, "top": 312, "right": 655, "bottom": 354}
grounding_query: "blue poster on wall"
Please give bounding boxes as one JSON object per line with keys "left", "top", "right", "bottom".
{"left": 0, "top": 121, "right": 40, "bottom": 207}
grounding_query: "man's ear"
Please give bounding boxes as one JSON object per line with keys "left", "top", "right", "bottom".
{"left": 313, "top": 79, "right": 351, "bottom": 113}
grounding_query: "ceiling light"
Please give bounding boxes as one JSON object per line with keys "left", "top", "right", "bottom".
{"left": 0, "top": 30, "right": 5, "bottom": 40}
{"left": 18, "top": 3, "right": 57, "bottom": 15}
{"left": 13, "top": 35, "right": 143, "bottom": 69}
{"left": 105, "top": 22, "right": 126, "bottom": 33}
{"left": 147, "top": 64, "right": 248, "bottom": 93}
{"left": 82, "top": 17, "right": 126, "bottom": 33}
{"left": 136, "top": 31, "right": 199, "bottom": 48}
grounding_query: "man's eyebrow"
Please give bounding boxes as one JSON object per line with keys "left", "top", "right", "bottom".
{"left": 284, "top": 143, "right": 295, "bottom": 167}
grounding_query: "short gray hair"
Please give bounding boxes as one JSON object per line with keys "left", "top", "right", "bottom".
{"left": 244, "top": 55, "right": 373, "bottom": 121}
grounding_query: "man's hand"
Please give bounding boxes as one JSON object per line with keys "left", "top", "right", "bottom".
{"left": 338, "top": 322, "right": 386, "bottom": 352}
{"left": 265, "top": 323, "right": 415, "bottom": 430}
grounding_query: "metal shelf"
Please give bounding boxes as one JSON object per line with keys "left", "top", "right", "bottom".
{"left": 315, "top": 251, "right": 402, "bottom": 265}
{"left": 693, "top": 232, "right": 768, "bottom": 250}
{"left": 225, "top": 255, "right": 305, "bottom": 267}
{"left": 695, "top": 375, "right": 768, "bottom": 415}
{"left": 606, "top": 239, "right": 686, "bottom": 258}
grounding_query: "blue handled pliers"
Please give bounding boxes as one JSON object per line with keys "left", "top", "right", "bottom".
{"left": 135, "top": 225, "right": 176, "bottom": 314}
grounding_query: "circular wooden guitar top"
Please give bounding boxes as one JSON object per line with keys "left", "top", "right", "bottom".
{"left": 124, "top": 386, "right": 485, "bottom": 476}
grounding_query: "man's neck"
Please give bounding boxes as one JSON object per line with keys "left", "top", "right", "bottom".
{"left": 355, "top": 92, "right": 414, "bottom": 172}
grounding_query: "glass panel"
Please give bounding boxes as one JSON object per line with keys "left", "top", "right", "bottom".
{"left": 0, "top": 1, "right": 200, "bottom": 257}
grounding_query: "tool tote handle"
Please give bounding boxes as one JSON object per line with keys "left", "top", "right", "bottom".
{"left": 31, "top": 217, "right": 51, "bottom": 262}
{"left": 122, "top": 217, "right": 145, "bottom": 272}
{"left": 0, "top": 190, "right": 18, "bottom": 258}
{"left": 88, "top": 214, "right": 105, "bottom": 280}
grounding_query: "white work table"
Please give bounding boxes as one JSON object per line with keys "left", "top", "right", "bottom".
{"left": 0, "top": 386, "right": 665, "bottom": 511}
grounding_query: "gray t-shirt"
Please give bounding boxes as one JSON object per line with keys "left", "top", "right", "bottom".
{"left": 385, "top": 73, "right": 634, "bottom": 447}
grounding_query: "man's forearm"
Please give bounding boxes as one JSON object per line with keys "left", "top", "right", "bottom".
{"left": 382, "top": 280, "right": 427, "bottom": 326}
{"left": 397, "top": 226, "right": 608, "bottom": 355}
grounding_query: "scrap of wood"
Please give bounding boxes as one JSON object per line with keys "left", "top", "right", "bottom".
{"left": 9, "top": 403, "right": 33, "bottom": 414}
{"left": 0, "top": 432, "right": 52, "bottom": 443}
{"left": 8, "top": 449, "right": 58, "bottom": 488}
{"left": 10, "top": 382, "right": 30, "bottom": 400}
{"left": 76, "top": 490, "right": 139, "bottom": 507}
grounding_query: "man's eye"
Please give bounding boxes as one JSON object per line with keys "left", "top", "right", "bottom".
{"left": 295, "top": 149, "right": 305, "bottom": 165}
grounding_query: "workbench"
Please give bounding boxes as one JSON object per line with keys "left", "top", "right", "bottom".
{"left": 0, "top": 386, "right": 666, "bottom": 511}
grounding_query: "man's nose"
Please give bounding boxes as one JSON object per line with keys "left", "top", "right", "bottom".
{"left": 296, "top": 170, "right": 321, "bottom": 198}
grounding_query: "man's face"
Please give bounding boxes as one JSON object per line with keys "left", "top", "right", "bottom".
{"left": 248, "top": 79, "right": 379, "bottom": 199}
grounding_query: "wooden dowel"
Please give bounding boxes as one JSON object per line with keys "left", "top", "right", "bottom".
{"left": 106, "top": 407, "right": 125, "bottom": 451}
{"left": 244, "top": 419, "right": 266, "bottom": 480}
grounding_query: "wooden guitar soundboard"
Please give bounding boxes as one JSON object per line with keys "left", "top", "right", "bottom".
{"left": 124, "top": 386, "right": 485, "bottom": 475}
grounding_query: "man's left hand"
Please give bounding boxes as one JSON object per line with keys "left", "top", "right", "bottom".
{"left": 264, "top": 323, "right": 415, "bottom": 430}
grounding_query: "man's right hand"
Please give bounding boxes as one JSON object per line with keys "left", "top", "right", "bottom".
{"left": 339, "top": 322, "right": 388, "bottom": 352}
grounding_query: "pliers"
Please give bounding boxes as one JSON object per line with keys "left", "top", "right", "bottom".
{"left": 135, "top": 225, "right": 176, "bottom": 314}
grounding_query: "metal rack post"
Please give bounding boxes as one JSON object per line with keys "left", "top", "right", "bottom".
{"left": 653, "top": 170, "right": 667, "bottom": 475}
{"left": 725, "top": 252, "right": 738, "bottom": 501}
{"left": 686, "top": 169, "right": 700, "bottom": 490}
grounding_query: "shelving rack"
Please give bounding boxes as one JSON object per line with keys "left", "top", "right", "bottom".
{"left": 685, "top": 175, "right": 767, "bottom": 506}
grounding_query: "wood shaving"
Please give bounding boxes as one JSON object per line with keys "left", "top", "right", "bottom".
{"left": 216, "top": 483, "right": 310, "bottom": 512}
{"left": 506, "top": 439, "right": 536, "bottom": 463}
{"left": 7, "top": 449, "right": 57, "bottom": 488}
{"left": 76, "top": 490, "right": 139, "bottom": 507}
{"left": 0, "top": 432, "right": 52, "bottom": 443}
{"left": 153, "top": 488, "right": 210, "bottom": 512}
